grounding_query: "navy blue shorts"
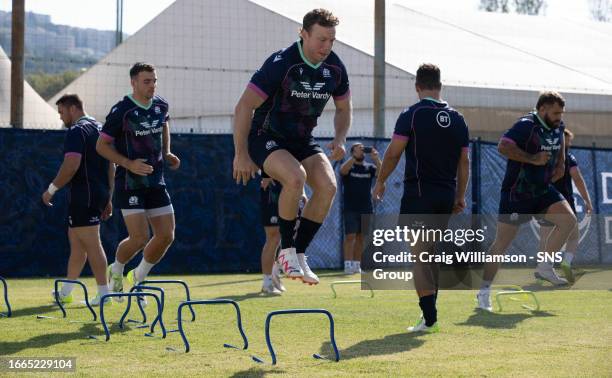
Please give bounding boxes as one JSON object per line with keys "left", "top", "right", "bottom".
{"left": 400, "top": 186, "right": 455, "bottom": 230}
{"left": 248, "top": 131, "right": 323, "bottom": 169}
{"left": 260, "top": 194, "right": 279, "bottom": 227}
{"left": 115, "top": 186, "right": 172, "bottom": 210}
{"left": 498, "top": 186, "right": 565, "bottom": 225}
{"left": 68, "top": 203, "right": 105, "bottom": 228}
{"left": 344, "top": 211, "right": 371, "bottom": 235}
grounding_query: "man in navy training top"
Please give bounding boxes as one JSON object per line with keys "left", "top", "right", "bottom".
{"left": 96, "top": 62, "right": 181, "bottom": 300}
{"left": 374, "top": 63, "right": 470, "bottom": 333}
{"left": 476, "top": 91, "right": 577, "bottom": 311}
{"left": 42, "top": 94, "right": 114, "bottom": 305}
{"left": 535, "top": 128, "right": 592, "bottom": 284}
{"left": 233, "top": 8, "right": 352, "bottom": 285}
{"left": 340, "top": 143, "right": 381, "bottom": 274}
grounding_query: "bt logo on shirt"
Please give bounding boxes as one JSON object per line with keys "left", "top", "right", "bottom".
{"left": 436, "top": 111, "right": 451, "bottom": 128}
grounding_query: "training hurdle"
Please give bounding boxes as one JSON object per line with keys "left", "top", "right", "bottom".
{"left": 173, "top": 299, "right": 248, "bottom": 353}
{"left": 493, "top": 285, "right": 540, "bottom": 311}
{"left": 140, "top": 280, "right": 196, "bottom": 322}
{"left": 0, "top": 276, "right": 11, "bottom": 317}
{"left": 330, "top": 280, "right": 374, "bottom": 298}
{"left": 37, "top": 279, "right": 96, "bottom": 321}
{"left": 127, "top": 280, "right": 196, "bottom": 330}
{"left": 98, "top": 292, "right": 165, "bottom": 341}
{"left": 252, "top": 309, "right": 340, "bottom": 365}
{"left": 124, "top": 285, "right": 167, "bottom": 334}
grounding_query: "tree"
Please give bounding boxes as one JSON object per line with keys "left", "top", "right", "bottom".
{"left": 479, "top": 0, "right": 510, "bottom": 13}
{"left": 479, "top": 0, "right": 546, "bottom": 15}
{"left": 26, "top": 70, "right": 80, "bottom": 100}
{"left": 514, "top": 0, "right": 546, "bottom": 15}
{"left": 589, "top": 0, "right": 612, "bottom": 22}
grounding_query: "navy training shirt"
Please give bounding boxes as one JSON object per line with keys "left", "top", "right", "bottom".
{"left": 500, "top": 113, "right": 564, "bottom": 201}
{"left": 342, "top": 162, "right": 376, "bottom": 213}
{"left": 393, "top": 98, "right": 470, "bottom": 196}
{"left": 101, "top": 94, "right": 169, "bottom": 191}
{"left": 63, "top": 115, "right": 110, "bottom": 206}
{"left": 248, "top": 40, "right": 350, "bottom": 140}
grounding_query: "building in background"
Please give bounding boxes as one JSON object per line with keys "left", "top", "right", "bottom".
{"left": 46, "top": 0, "right": 612, "bottom": 145}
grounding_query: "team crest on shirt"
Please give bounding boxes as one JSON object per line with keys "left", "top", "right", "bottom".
{"left": 270, "top": 216, "right": 278, "bottom": 224}
{"left": 265, "top": 140, "right": 278, "bottom": 150}
{"left": 436, "top": 111, "right": 451, "bottom": 128}
{"left": 129, "top": 196, "right": 139, "bottom": 206}
{"left": 323, "top": 68, "right": 331, "bottom": 78}
{"left": 299, "top": 68, "right": 303, "bottom": 75}
{"left": 155, "top": 106, "right": 161, "bottom": 114}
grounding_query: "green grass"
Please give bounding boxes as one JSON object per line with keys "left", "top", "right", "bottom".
{"left": 1, "top": 271, "right": 611, "bottom": 377}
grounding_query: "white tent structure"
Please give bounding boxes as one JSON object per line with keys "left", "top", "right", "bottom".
{"left": 50, "top": 0, "right": 612, "bottom": 144}
{"left": 0, "top": 47, "right": 62, "bottom": 129}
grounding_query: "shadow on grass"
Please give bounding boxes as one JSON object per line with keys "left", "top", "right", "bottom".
{"left": 0, "top": 322, "right": 131, "bottom": 355}
{"left": 456, "top": 308, "right": 556, "bottom": 329}
{"left": 212, "top": 292, "right": 277, "bottom": 302}
{"left": 6, "top": 304, "right": 59, "bottom": 318}
{"left": 191, "top": 278, "right": 262, "bottom": 289}
{"left": 229, "top": 367, "right": 286, "bottom": 378}
{"left": 319, "top": 332, "right": 426, "bottom": 361}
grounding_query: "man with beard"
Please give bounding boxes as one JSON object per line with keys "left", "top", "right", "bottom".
{"left": 340, "top": 143, "right": 380, "bottom": 274}
{"left": 476, "top": 91, "right": 577, "bottom": 311}
{"left": 42, "top": 94, "right": 114, "bottom": 305}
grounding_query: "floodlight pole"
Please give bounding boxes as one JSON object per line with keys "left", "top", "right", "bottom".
{"left": 10, "top": 0, "right": 24, "bottom": 129}
{"left": 116, "top": 0, "right": 124, "bottom": 46}
{"left": 373, "top": 0, "right": 385, "bottom": 138}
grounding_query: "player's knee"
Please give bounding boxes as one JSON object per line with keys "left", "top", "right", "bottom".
{"left": 156, "top": 230, "right": 175, "bottom": 246}
{"left": 130, "top": 234, "right": 150, "bottom": 249}
{"left": 564, "top": 214, "right": 578, "bottom": 231}
{"left": 319, "top": 179, "right": 337, "bottom": 200}
{"left": 284, "top": 169, "right": 307, "bottom": 192}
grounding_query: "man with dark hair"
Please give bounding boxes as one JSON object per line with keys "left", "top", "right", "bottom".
{"left": 476, "top": 91, "right": 577, "bottom": 311}
{"left": 42, "top": 94, "right": 114, "bottom": 305}
{"left": 374, "top": 63, "right": 470, "bottom": 333}
{"left": 340, "top": 143, "right": 381, "bottom": 274}
{"left": 233, "top": 8, "right": 351, "bottom": 285}
{"left": 96, "top": 62, "right": 181, "bottom": 300}
{"left": 535, "top": 128, "right": 592, "bottom": 283}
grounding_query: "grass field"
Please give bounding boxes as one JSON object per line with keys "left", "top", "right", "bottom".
{"left": 1, "top": 270, "right": 611, "bottom": 377}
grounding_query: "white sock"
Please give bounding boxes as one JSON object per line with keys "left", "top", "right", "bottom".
{"left": 564, "top": 252, "right": 575, "bottom": 265}
{"left": 60, "top": 282, "right": 75, "bottom": 297}
{"left": 297, "top": 253, "right": 307, "bottom": 267}
{"left": 344, "top": 261, "right": 351, "bottom": 270}
{"left": 111, "top": 261, "right": 125, "bottom": 276}
{"left": 135, "top": 259, "right": 155, "bottom": 283}
{"left": 479, "top": 280, "right": 492, "bottom": 294}
{"left": 98, "top": 284, "right": 109, "bottom": 296}
{"left": 263, "top": 274, "right": 272, "bottom": 286}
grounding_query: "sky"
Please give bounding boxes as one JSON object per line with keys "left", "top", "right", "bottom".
{"left": 0, "top": 0, "right": 596, "bottom": 34}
